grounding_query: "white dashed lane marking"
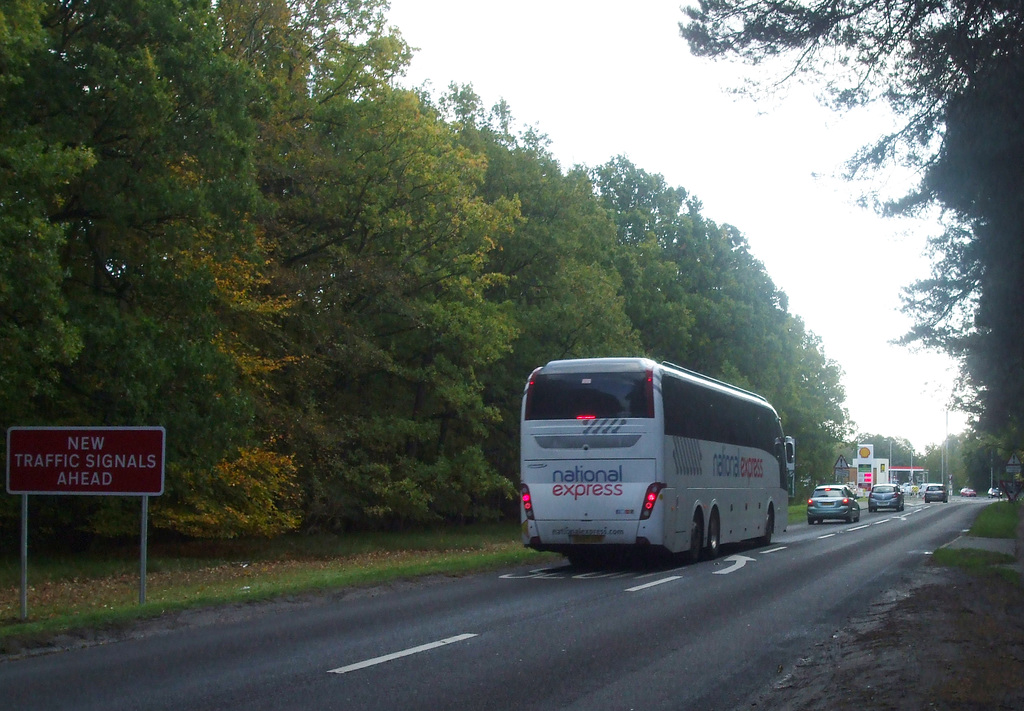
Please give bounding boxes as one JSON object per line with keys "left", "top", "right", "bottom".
{"left": 329, "top": 634, "right": 478, "bottom": 674}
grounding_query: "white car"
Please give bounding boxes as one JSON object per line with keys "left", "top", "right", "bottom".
{"left": 988, "top": 487, "right": 1003, "bottom": 498}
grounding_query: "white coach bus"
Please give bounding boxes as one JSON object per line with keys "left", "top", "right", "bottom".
{"left": 519, "top": 357, "right": 795, "bottom": 566}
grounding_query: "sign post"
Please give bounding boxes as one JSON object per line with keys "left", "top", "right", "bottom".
{"left": 6, "top": 426, "right": 165, "bottom": 618}
{"left": 20, "top": 494, "right": 27, "bottom": 620}
{"left": 140, "top": 495, "right": 149, "bottom": 605}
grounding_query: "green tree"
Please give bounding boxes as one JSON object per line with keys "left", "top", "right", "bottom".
{"left": 425, "top": 87, "right": 642, "bottom": 495}
{"left": 778, "top": 329, "right": 850, "bottom": 497}
{"left": 592, "top": 157, "right": 850, "bottom": 486}
{"left": 681, "top": 1, "right": 1024, "bottom": 440}
{"left": 0, "top": 0, "right": 90, "bottom": 419}
{"left": 918, "top": 435, "right": 961, "bottom": 489}
{"left": 956, "top": 434, "right": 1006, "bottom": 494}
{"left": 224, "top": 3, "right": 519, "bottom": 530}
{"left": 591, "top": 156, "right": 700, "bottom": 362}
{"left": 592, "top": 156, "right": 791, "bottom": 385}
{"left": 3, "top": 0, "right": 874, "bottom": 540}
{"left": 899, "top": 53, "right": 1024, "bottom": 432}
{"left": 1, "top": 0, "right": 299, "bottom": 539}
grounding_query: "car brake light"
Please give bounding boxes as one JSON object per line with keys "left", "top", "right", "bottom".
{"left": 576, "top": 414, "right": 597, "bottom": 420}
{"left": 807, "top": 498, "right": 814, "bottom": 505}
{"left": 521, "top": 484, "right": 535, "bottom": 520}
{"left": 639, "top": 482, "right": 665, "bottom": 520}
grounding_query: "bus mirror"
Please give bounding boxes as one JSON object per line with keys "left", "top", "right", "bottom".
{"left": 785, "top": 436, "right": 795, "bottom": 471}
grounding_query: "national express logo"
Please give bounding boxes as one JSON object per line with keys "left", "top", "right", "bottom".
{"left": 551, "top": 464, "right": 624, "bottom": 499}
{"left": 712, "top": 454, "right": 765, "bottom": 479}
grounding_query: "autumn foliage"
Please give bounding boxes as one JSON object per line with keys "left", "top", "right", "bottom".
{"left": 0, "top": 0, "right": 849, "bottom": 540}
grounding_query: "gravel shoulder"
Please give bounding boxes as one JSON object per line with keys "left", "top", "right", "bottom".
{"left": 738, "top": 520, "right": 1024, "bottom": 711}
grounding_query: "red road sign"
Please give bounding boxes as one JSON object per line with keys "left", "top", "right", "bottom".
{"left": 6, "top": 427, "right": 165, "bottom": 495}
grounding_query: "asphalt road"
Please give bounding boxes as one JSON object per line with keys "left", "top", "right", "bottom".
{"left": 1, "top": 497, "right": 989, "bottom": 711}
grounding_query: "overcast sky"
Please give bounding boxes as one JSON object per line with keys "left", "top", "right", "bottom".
{"left": 385, "top": 0, "right": 968, "bottom": 452}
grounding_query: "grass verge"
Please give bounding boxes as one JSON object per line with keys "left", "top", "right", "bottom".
{"left": 931, "top": 546, "right": 1017, "bottom": 582}
{"left": 1, "top": 522, "right": 556, "bottom": 649}
{"left": 931, "top": 500, "right": 1021, "bottom": 584}
{"left": 787, "top": 502, "right": 806, "bottom": 523}
{"left": 967, "top": 498, "right": 1019, "bottom": 538}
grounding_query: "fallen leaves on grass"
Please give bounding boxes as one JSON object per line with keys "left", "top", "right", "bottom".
{"left": 1, "top": 545, "right": 520, "bottom": 625}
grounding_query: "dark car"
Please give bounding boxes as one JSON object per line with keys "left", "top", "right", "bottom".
{"left": 868, "top": 484, "right": 905, "bottom": 512}
{"left": 807, "top": 484, "right": 861, "bottom": 524}
{"left": 923, "top": 483, "right": 948, "bottom": 503}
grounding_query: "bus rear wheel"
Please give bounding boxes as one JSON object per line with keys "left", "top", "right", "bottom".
{"left": 760, "top": 507, "right": 774, "bottom": 546}
{"left": 687, "top": 515, "right": 703, "bottom": 565}
{"left": 704, "top": 510, "right": 720, "bottom": 560}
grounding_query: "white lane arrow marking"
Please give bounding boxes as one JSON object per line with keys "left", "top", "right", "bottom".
{"left": 712, "top": 554, "right": 755, "bottom": 575}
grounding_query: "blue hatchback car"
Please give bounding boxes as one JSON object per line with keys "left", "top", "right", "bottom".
{"left": 807, "top": 484, "right": 861, "bottom": 524}
{"left": 868, "top": 483, "right": 905, "bottom": 512}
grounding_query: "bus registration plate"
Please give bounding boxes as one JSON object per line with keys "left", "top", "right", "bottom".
{"left": 570, "top": 535, "right": 604, "bottom": 544}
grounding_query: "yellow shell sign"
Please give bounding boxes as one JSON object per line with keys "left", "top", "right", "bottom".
{"left": 859, "top": 447, "right": 872, "bottom": 459}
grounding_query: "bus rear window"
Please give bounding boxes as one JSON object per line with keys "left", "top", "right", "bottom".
{"left": 525, "top": 371, "right": 653, "bottom": 420}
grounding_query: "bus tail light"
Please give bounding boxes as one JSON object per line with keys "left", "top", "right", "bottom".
{"left": 521, "top": 484, "right": 535, "bottom": 520}
{"left": 639, "top": 482, "right": 665, "bottom": 520}
{"left": 644, "top": 369, "right": 655, "bottom": 418}
{"left": 522, "top": 367, "right": 543, "bottom": 420}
